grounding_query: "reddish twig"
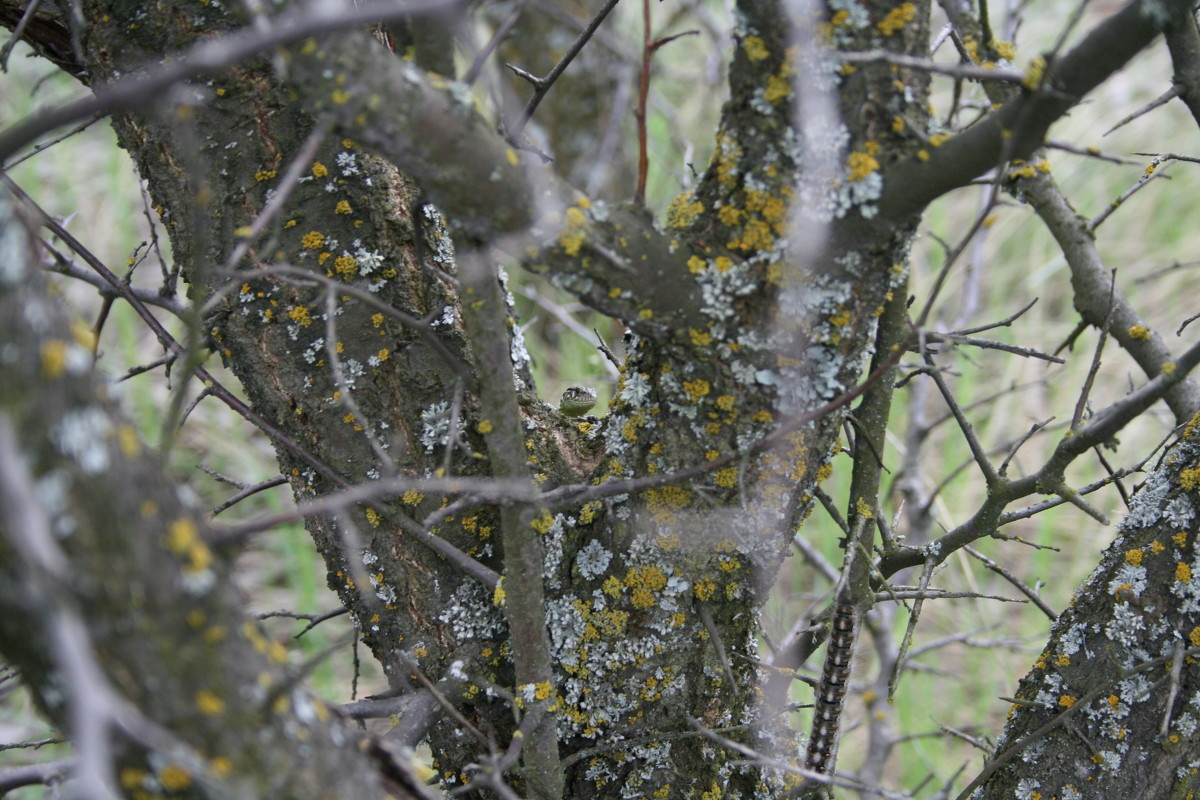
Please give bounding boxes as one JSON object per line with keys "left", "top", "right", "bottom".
{"left": 633, "top": 0, "right": 697, "bottom": 205}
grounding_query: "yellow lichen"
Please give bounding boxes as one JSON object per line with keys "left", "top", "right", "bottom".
{"left": 196, "top": 690, "right": 225, "bottom": 716}
{"left": 683, "top": 379, "right": 711, "bottom": 400}
{"left": 559, "top": 205, "right": 587, "bottom": 256}
{"left": 743, "top": 36, "right": 769, "bottom": 62}
{"left": 531, "top": 508, "right": 555, "bottom": 534}
{"left": 40, "top": 340, "right": 67, "bottom": 378}
{"left": 159, "top": 764, "right": 193, "bottom": 792}
{"left": 288, "top": 306, "right": 312, "bottom": 326}
{"left": 1022, "top": 56, "right": 1046, "bottom": 91}
{"left": 845, "top": 150, "right": 880, "bottom": 182}
{"left": 666, "top": 193, "right": 705, "bottom": 229}
{"left": 876, "top": 3, "right": 915, "bottom": 36}
{"left": 1180, "top": 468, "right": 1200, "bottom": 490}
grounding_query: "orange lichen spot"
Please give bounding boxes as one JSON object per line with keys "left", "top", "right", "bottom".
{"left": 714, "top": 467, "right": 738, "bottom": 489}
{"left": 1180, "top": 468, "right": 1200, "bottom": 490}
{"left": 333, "top": 255, "right": 358, "bottom": 278}
{"left": 764, "top": 72, "right": 791, "bottom": 105}
{"left": 1127, "top": 325, "right": 1150, "bottom": 341}
{"left": 196, "top": 690, "right": 225, "bottom": 716}
{"left": 846, "top": 151, "right": 879, "bottom": 182}
{"left": 928, "top": 133, "right": 951, "bottom": 148}
{"left": 694, "top": 577, "right": 717, "bottom": 601}
{"left": 876, "top": 3, "right": 916, "bottom": 36}
{"left": 1055, "top": 653, "right": 1070, "bottom": 667}
{"left": 714, "top": 256, "right": 734, "bottom": 272}
{"left": 335, "top": 200, "right": 352, "bottom": 215}
{"left": 402, "top": 489, "right": 424, "bottom": 506}
{"left": 559, "top": 206, "right": 587, "bottom": 256}
{"left": 602, "top": 575, "right": 623, "bottom": 598}
{"left": 1176, "top": 531, "right": 1190, "bottom": 547}
{"left": 1022, "top": 56, "right": 1046, "bottom": 90}
{"left": 1178, "top": 562, "right": 1193, "bottom": 583}
{"left": 717, "top": 205, "right": 743, "bottom": 226}
{"left": 716, "top": 395, "right": 736, "bottom": 412}
{"left": 683, "top": 379, "right": 711, "bottom": 400}
{"left": 752, "top": 409, "right": 774, "bottom": 424}
{"left": 166, "top": 517, "right": 211, "bottom": 574}
{"left": 742, "top": 36, "right": 769, "bottom": 61}
{"left": 40, "top": 340, "right": 67, "bottom": 378}
{"left": 254, "top": 170, "right": 277, "bottom": 182}
{"left": 1151, "top": 540, "right": 1166, "bottom": 554}
{"left": 288, "top": 306, "right": 312, "bottom": 326}
{"left": 1125, "top": 548, "right": 1144, "bottom": 566}
{"left": 312, "top": 161, "right": 328, "bottom": 178}
{"left": 917, "top": 149, "right": 930, "bottom": 161}
{"left": 690, "top": 328, "right": 712, "bottom": 347}
{"left": 666, "top": 193, "right": 705, "bottom": 229}
{"left": 687, "top": 255, "right": 707, "bottom": 274}
{"left": 1058, "top": 695, "right": 1076, "bottom": 708}
{"left": 159, "top": 764, "right": 193, "bottom": 792}
{"left": 477, "top": 419, "right": 493, "bottom": 434}
{"left": 531, "top": 508, "right": 555, "bottom": 534}
{"left": 331, "top": 88, "right": 351, "bottom": 105}
{"left": 657, "top": 532, "right": 681, "bottom": 552}
{"left": 301, "top": 230, "right": 325, "bottom": 249}
{"left": 365, "top": 507, "right": 382, "bottom": 528}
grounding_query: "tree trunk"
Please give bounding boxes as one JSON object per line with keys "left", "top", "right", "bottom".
{"left": 3, "top": 1, "right": 1200, "bottom": 798}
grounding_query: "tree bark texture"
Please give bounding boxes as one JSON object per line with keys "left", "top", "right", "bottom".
{"left": 1, "top": 1, "right": 1199, "bottom": 798}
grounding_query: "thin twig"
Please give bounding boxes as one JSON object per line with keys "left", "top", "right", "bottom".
{"left": 1090, "top": 158, "right": 1173, "bottom": 231}
{"left": 1070, "top": 271, "right": 1116, "bottom": 431}
{"left": 1102, "top": 84, "right": 1180, "bottom": 137}
{"left": 835, "top": 49, "right": 1025, "bottom": 84}
{"left": 965, "top": 546, "right": 1056, "bottom": 619}
{"left": 504, "top": 0, "right": 621, "bottom": 142}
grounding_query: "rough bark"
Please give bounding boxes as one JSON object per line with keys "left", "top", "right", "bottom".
{"left": 1, "top": 1, "right": 1199, "bottom": 798}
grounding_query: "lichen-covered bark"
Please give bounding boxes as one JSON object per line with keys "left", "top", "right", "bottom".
{"left": 4, "top": 0, "right": 1200, "bottom": 798}
{"left": 0, "top": 195, "right": 404, "bottom": 798}
{"left": 971, "top": 413, "right": 1200, "bottom": 800}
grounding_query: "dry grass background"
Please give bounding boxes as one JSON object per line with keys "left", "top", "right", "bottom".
{"left": 2, "top": 1, "right": 1200, "bottom": 796}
